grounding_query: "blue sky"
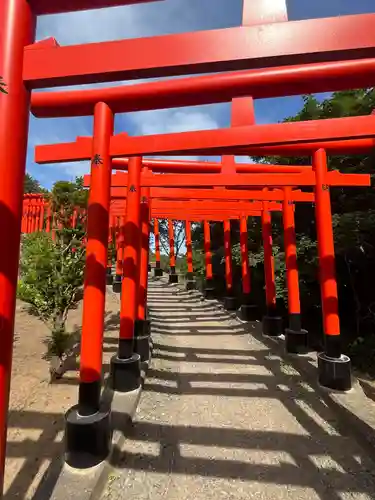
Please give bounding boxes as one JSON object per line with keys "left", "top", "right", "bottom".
{"left": 28, "top": 0, "right": 375, "bottom": 189}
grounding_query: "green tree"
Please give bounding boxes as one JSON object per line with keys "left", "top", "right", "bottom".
{"left": 50, "top": 177, "right": 88, "bottom": 244}
{"left": 24, "top": 173, "right": 47, "bottom": 194}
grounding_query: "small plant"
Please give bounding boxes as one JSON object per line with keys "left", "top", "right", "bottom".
{"left": 18, "top": 231, "right": 85, "bottom": 360}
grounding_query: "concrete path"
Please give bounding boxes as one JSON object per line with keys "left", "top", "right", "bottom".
{"left": 101, "top": 277, "right": 375, "bottom": 500}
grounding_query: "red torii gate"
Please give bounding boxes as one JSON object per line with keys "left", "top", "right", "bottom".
{"left": 36, "top": 141, "right": 371, "bottom": 396}
{"left": 32, "top": 115, "right": 375, "bottom": 474}
{"left": 104, "top": 166, "right": 370, "bottom": 344}
{"left": 2, "top": 0, "right": 375, "bottom": 484}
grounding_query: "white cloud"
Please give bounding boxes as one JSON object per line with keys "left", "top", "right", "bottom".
{"left": 41, "top": 161, "right": 90, "bottom": 182}
{"left": 128, "top": 108, "right": 219, "bottom": 136}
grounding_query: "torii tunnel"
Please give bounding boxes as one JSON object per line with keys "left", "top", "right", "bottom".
{"left": 1, "top": 0, "right": 375, "bottom": 489}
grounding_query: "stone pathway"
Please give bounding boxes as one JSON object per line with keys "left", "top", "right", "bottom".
{"left": 101, "top": 277, "right": 375, "bottom": 500}
{"left": 4, "top": 289, "right": 121, "bottom": 499}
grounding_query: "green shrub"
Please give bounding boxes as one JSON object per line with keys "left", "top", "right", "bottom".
{"left": 18, "top": 230, "right": 85, "bottom": 358}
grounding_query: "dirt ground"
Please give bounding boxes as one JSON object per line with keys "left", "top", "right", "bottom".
{"left": 4, "top": 291, "right": 121, "bottom": 499}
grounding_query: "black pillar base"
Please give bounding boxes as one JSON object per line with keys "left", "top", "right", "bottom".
{"left": 143, "top": 318, "right": 151, "bottom": 337}
{"left": 318, "top": 353, "right": 352, "bottom": 391}
{"left": 224, "top": 295, "right": 237, "bottom": 311}
{"left": 112, "top": 275, "right": 122, "bottom": 294}
{"left": 110, "top": 353, "right": 141, "bottom": 392}
{"left": 106, "top": 267, "right": 113, "bottom": 286}
{"left": 204, "top": 287, "right": 216, "bottom": 299}
{"left": 204, "top": 278, "right": 216, "bottom": 299}
{"left": 154, "top": 267, "right": 163, "bottom": 277}
{"left": 262, "top": 315, "right": 283, "bottom": 337}
{"left": 240, "top": 304, "right": 258, "bottom": 321}
{"left": 186, "top": 280, "right": 196, "bottom": 291}
{"left": 285, "top": 328, "right": 308, "bottom": 354}
{"left": 64, "top": 405, "right": 111, "bottom": 469}
{"left": 134, "top": 319, "right": 151, "bottom": 362}
{"left": 169, "top": 273, "right": 179, "bottom": 284}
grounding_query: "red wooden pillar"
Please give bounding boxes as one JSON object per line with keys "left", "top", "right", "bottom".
{"left": 26, "top": 199, "right": 32, "bottom": 233}
{"left": 35, "top": 199, "right": 41, "bottom": 232}
{"left": 134, "top": 185, "right": 151, "bottom": 360}
{"left": 168, "top": 219, "right": 178, "bottom": 283}
{"left": 30, "top": 199, "right": 37, "bottom": 233}
{"left": 21, "top": 197, "right": 28, "bottom": 233}
{"left": 261, "top": 202, "right": 283, "bottom": 337}
{"left": 72, "top": 208, "right": 78, "bottom": 229}
{"left": 223, "top": 220, "right": 233, "bottom": 293}
{"left": 283, "top": 187, "right": 307, "bottom": 353}
{"left": 137, "top": 187, "right": 150, "bottom": 322}
{"left": 223, "top": 220, "right": 237, "bottom": 310}
{"left": 239, "top": 215, "right": 258, "bottom": 320}
{"left": 203, "top": 220, "right": 215, "bottom": 298}
{"left": 66, "top": 102, "right": 114, "bottom": 466}
{"left": 38, "top": 200, "right": 44, "bottom": 232}
{"left": 185, "top": 220, "right": 195, "bottom": 290}
{"left": 113, "top": 216, "right": 124, "bottom": 293}
{"left": 240, "top": 216, "right": 250, "bottom": 296}
{"left": 27, "top": 197, "right": 32, "bottom": 233}
{"left": 51, "top": 212, "right": 56, "bottom": 242}
{"left": 0, "top": 2, "right": 36, "bottom": 489}
{"left": 154, "top": 218, "right": 163, "bottom": 276}
{"left": 313, "top": 149, "right": 351, "bottom": 391}
{"left": 46, "top": 204, "right": 51, "bottom": 234}
{"left": 111, "top": 216, "right": 117, "bottom": 251}
{"left": 113, "top": 156, "right": 142, "bottom": 390}
{"left": 28, "top": 201, "right": 33, "bottom": 233}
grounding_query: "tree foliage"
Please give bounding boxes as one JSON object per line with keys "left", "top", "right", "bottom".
{"left": 24, "top": 173, "right": 48, "bottom": 194}
{"left": 150, "top": 219, "right": 186, "bottom": 263}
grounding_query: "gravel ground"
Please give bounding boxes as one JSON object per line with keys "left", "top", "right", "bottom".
{"left": 4, "top": 290, "right": 121, "bottom": 499}
{"left": 101, "top": 278, "right": 375, "bottom": 500}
